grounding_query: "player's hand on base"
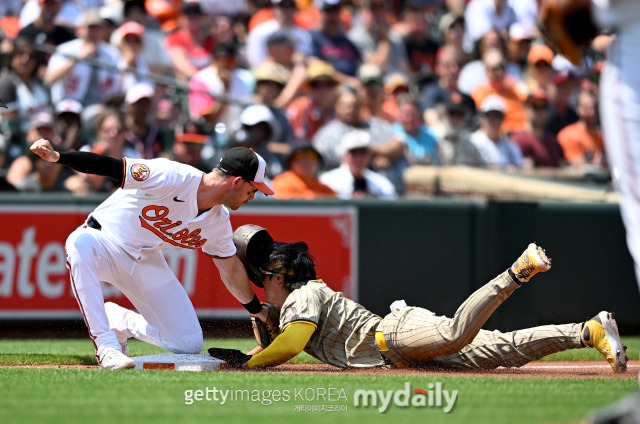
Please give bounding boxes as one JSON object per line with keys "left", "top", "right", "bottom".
{"left": 30, "top": 139, "right": 60, "bottom": 163}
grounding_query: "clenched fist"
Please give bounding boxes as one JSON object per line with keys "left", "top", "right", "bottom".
{"left": 30, "top": 139, "right": 61, "bottom": 163}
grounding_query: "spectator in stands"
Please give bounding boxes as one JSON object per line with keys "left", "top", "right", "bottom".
{"left": 17, "top": 0, "right": 75, "bottom": 50}
{"left": 464, "top": 0, "right": 517, "bottom": 43}
{"left": 263, "top": 30, "right": 308, "bottom": 109}
{"left": 123, "top": 83, "right": 166, "bottom": 159}
{"left": 310, "top": 0, "right": 361, "bottom": 78}
{"left": 545, "top": 68, "right": 580, "bottom": 136}
{"left": 0, "top": 37, "right": 51, "bottom": 134}
{"left": 188, "top": 42, "right": 253, "bottom": 136}
{"left": 347, "top": 0, "right": 408, "bottom": 74}
{"left": 436, "top": 91, "right": 486, "bottom": 167}
{"left": 286, "top": 60, "right": 338, "bottom": 142}
{"left": 438, "top": 12, "right": 468, "bottom": 63}
{"left": 246, "top": 0, "right": 312, "bottom": 68}
{"left": 320, "top": 129, "right": 396, "bottom": 199}
{"left": 164, "top": 2, "right": 214, "bottom": 81}
{"left": 420, "top": 45, "right": 476, "bottom": 128}
{"left": 253, "top": 61, "right": 295, "bottom": 147}
{"left": 111, "top": 0, "right": 172, "bottom": 75}
{"left": 312, "top": 84, "right": 407, "bottom": 193}
{"left": 115, "top": 21, "right": 154, "bottom": 93}
{"left": 229, "top": 104, "right": 286, "bottom": 179}
{"left": 509, "top": 90, "right": 565, "bottom": 169}
{"left": 82, "top": 108, "right": 138, "bottom": 192}
{"left": 55, "top": 98, "right": 85, "bottom": 152}
{"left": 171, "top": 124, "right": 211, "bottom": 172}
{"left": 8, "top": 112, "right": 87, "bottom": 195}
{"left": 557, "top": 90, "right": 604, "bottom": 168}
{"left": 522, "top": 44, "right": 555, "bottom": 98}
{"left": 145, "top": 0, "right": 182, "bottom": 33}
{"left": 471, "top": 48, "right": 527, "bottom": 134}
{"left": 381, "top": 72, "right": 411, "bottom": 122}
{"left": 45, "top": 10, "right": 121, "bottom": 107}
{"left": 272, "top": 144, "right": 337, "bottom": 199}
{"left": 357, "top": 63, "right": 395, "bottom": 122}
{"left": 505, "top": 22, "right": 535, "bottom": 80}
{"left": 457, "top": 28, "right": 521, "bottom": 95}
{"left": 397, "top": 0, "right": 440, "bottom": 79}
{"left": 392, "top": 94, "right": 441, "bottom": 166}
{"left": 470, "top": 95, "right": 522, "bottom": 170}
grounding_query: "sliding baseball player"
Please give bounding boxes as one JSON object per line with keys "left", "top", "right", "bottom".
{"left": 210, "top": 226, "right": 627, "bottom": 373}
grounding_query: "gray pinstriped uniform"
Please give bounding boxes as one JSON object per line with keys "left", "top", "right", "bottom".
{"left": 279, "top": 272, "right": 583, "bottom": 368}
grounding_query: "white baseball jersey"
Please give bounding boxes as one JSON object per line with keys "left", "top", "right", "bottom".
{"left": 91, "top": 158, "right": 236, "bottom": 260}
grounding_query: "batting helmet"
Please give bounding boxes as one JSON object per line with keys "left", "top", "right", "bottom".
{"left": 233, "top": 224, "right": 274, "bottom": 287}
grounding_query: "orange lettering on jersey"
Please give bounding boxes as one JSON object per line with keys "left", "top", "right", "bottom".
{"left": 139, "top": 205, "right": 207, "bottom": 249}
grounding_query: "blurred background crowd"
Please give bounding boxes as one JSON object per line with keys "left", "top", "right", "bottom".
{"left": 0, "top": 0, "right": 612, "bottom": 199}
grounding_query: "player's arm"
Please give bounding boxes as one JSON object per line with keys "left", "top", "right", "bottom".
{"left": 247, "top": 321, "right": 316, "bottom": 368}
{"left": 30, "top": 138, "right": 125, "bottom": 185}
{"left": 212, "top": 255, "right": 268, "bottom": 321}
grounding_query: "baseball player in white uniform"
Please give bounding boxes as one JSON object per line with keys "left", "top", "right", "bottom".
{"left": 212, "top": 235, "right": 627, "bottom": 373}
{"left": 30, "top": 139, "right": 274, "bottom": 370}
{"left": 594, "top": 0, "right": 640, "bottom": 299}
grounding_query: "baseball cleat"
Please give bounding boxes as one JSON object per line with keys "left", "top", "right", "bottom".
{"left": 511, "top": 243, "right": 552, "bottom": 282}
{"left": 581, "top": 311, "right": 628, "bottom": 373}
{"left": 100, "top": 348, "right": 135, "bottom": 370}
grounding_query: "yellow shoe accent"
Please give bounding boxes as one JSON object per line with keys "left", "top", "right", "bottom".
{"left": 582, "top": 311, "right": 628, "bottom": 373}
{"left": 511, "top": 243, "right": 552, "bottom": 282}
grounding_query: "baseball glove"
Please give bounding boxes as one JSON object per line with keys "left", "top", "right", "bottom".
{"left": 538, "top": 0, "right": 598, "bottom": 65}
{"left": 251, "top": 303, "right": 281, "bottom": 348}
{"left": 208, "top": 347, "right": 252, "bottom": 368}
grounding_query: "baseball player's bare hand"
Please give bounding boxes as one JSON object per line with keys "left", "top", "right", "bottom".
{"left": 30, "top": 139, "right": 60, "bottom": 163}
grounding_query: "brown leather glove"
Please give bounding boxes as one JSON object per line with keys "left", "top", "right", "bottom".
{"left": 251, "top": 303, "right": 281, "bottom": 348}
{"left": 538, "top": 0, "right": 598, "bottom": 65}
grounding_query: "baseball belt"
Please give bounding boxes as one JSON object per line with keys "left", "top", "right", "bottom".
{"left": 375, "top": 331, "right": 407, "bottom": 368}
{"left": 86, "top": 216, "right": 102, "bottom": 231}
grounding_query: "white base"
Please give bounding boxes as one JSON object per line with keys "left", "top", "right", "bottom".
{"left": 131, "top": 354, "right": 225, "bottom": 371}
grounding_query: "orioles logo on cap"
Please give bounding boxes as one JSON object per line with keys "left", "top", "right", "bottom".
{"left": 131, "top": 164, "right": 150, "bottom": 181}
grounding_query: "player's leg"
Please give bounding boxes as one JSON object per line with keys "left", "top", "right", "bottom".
{"left": 429, "top": 324, "right": 584, "bottom": 369}
{"left": 381, "top": 243, "right": 551, "bottom": 364}
{"left": 65, "top": 228, "right": 135, "bottom": 369}
{"left": 105, "top": 250, "right": 203, "bottom": 354}
{"left": 600, "top": 39, "right": 640, "bottom": 294}
{"left": 430, "top": 311, "right": 628, "bottom": 372}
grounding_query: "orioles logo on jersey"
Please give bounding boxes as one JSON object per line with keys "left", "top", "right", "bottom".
{"left": 139, "top": 205, "right": 207, "bottom": 249}
{"left": 131, "top": 164, "right": 150, "bottom": 181}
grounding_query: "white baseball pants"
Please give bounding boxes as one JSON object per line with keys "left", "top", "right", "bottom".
{"left": 65, "top": 226, "right": 203, "bottom": 362}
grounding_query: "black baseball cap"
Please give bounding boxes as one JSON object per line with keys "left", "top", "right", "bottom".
{"left": 217, "top": 147, "right": 274, "bottom": 195}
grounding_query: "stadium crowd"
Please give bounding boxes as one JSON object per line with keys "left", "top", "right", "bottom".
{"left": 0, "top": 0, "right": 610, "bottom": 198}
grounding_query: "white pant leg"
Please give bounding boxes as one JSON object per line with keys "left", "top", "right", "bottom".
{"left": 105, "top": 250, "right": 203, "bottom": 354}
{"left": 600, "top": 26, "right": 640, "bottom": 291}
{"left": 65, "top": 227, "right": 124, "bottom": 361}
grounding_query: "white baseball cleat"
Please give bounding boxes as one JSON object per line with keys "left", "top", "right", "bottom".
{"left": 100, "top": 348, "right": 135, "bottom": 370}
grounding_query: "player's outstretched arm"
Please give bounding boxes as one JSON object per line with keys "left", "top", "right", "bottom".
{"left": 247, "top": 321, "right": 316, "bottom": 369}
{"left": 213, "top": 256, "right": 268, "bottom": 321}
{"left": 30, "top": 138, "right": 125, "bottom": 185}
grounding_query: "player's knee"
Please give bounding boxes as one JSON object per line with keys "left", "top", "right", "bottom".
{"left": 168, "top": 332, "right": 203, "bottom": 354}
{"left": 65, "top": 232, "right": 100, "bottom": 260}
